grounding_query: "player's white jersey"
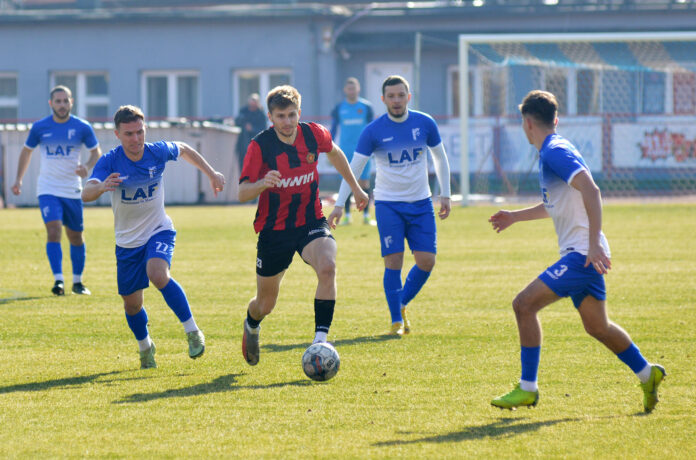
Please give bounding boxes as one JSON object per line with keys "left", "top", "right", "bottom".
{"left": 89, "top": 142, "right": 178, "bottom": 248}
{"left": 355, "top": 110, "right": 442, "bottom": 202}
{"left": 24, "top": 115, "right": 99, "bottom": 199}
{"left": 539, "top": 133, "right": 610, "bottom": 257}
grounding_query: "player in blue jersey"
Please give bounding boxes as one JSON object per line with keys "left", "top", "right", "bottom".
{"left": 329, "top": 75, "right": 452, "bottom": 336}
{"left": 330, "top": 77, "right": 375, "bottom": 225}
{"left": 82, "top": 105, "right": 226, "bottom": 369}
{"left": 488, "top": 90, "right": 665, "bottom": 412}
{"left": 12, "top": 86, "right": 102, "bottom": 296}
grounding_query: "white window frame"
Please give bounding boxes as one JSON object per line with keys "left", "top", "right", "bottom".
{"left": 232, "top": 68, "right": 292, "bottom": 115}
{"left": 141, "top": 70, "right": 201, "bottom": 119}
{"left": 0, "top": 72, "right": 19, "bottom": 120}
{"left": 50, "top": 71, "right": 109, "bottom": 118}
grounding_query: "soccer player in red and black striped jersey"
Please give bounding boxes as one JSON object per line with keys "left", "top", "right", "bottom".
{"left": 238, "top": 85, "right": 368, "bottom": 366}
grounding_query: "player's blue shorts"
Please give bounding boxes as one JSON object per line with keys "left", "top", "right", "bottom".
{"left": 375, "top": 198, "right": 436, "bottom": 257}
{"left": 115, "top": 230, "right": 176, "bottom": 296}
{"left": 38, "top": 194, "right": 84, "bottom": 231}
{"left": 538, "top": 251, "right": 606, "bottom": 308}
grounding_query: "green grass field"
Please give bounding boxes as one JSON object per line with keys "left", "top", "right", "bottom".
{"left": 1, "top": 203, "right": 694, "bottom": 459}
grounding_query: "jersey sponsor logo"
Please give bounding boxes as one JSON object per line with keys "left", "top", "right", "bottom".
{"left": 383, "top": 235, "right": 393, "bottom": 249}
{"left": 68, "top": 129, "right": 76, "bottom": 140}
{"left": 541, "top": 187, "right": 554, "bottom": 208}
{"left": 42, "top": 133, "right": 53, "bottom": 138}
{"left": 306, "top": 152, "right": 316, "bottom": 164}
{"left": 388, "top": 147, "right": 423, "bottom": 165}
{"left": 277, "top": 171, "right": 315, "bottom": 188}
{"left": 382, "top": 136, "right": 394, "bottom": 142}
{"left": 121, "top": 182, "right": 159, "bottom": 202}
{"left": 545, "top": 264, "right": 568, "bottom": 280}
{"left": 45, "top": 145, "right": 73, "bottom": 156}
{"left": 343, "top": 118, "right": 364, "bottom": 126}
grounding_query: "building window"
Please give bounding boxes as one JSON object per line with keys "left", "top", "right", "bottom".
{"left": 673, "top": 72, "right": 696, "bottom": 114}
{"left": 641, "top": 71, "right": 665, "bottom": 114}
{"left": 447, "top": 66, "right": 475, "bottom": 119}
{"left": 0, "top": 73, "right": 18, "bottom": 121}
{"left": 233, "top": 69, "right": 291, "bottom": 115}
{"left": 577, "top": 69, "right": 600, "bottom": 115}
{"left": 141, "top": 71, "right": 200, "bottom": 119}
{"left": 51, "top": 72, "right": 109, "bottom": 121}
{"left": 544, "top": 68, "right": 568, "bottom": 115}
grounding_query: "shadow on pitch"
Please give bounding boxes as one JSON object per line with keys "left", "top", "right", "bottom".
{"left": 0, "top": 370, "right": 127, "bottom": 394}
{"left": 0, "top": 294, "right": 42, "bottom": 305}
{"left": 374, "top": 417, "right": 583, "bottom": 445}
{"left": 263, "top": 334, "right": 401, "bottom": 353}
{"left": 114, "top": 374, "right": 311, "bottom": 404}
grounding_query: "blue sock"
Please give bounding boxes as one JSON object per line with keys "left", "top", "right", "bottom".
{"left": 46, "top": 242, "right": 62, "bottom": 276}
{"left": 70, "top": 244, "right": 86, "bottom": 277}
{"left": 520, "top": 346, "right": 541, "bottom": 383}
{"left": 126, "top": 308, "right": 149, "bottom": 341}
{"left": 159, "top": 278, "right": 193, "bottom": 323}
{"left": 383, "top": 268, "right": 403, "bottom": 323}
{"left": 616, "top": 343, "right": 649, "bottom": 373}
{"left": 401, "top": 265, "right": 431, "bottom": 307}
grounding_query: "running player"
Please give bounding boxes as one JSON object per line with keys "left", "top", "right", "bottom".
{"left": 330, "top": 77, "right": 375, "bottom": 225}
{"left": 238, "top": 85, "right": 367, "bottom": 366}
{"left": 82, "top": 105, "right": 225, "bottom": 369}
{"left": 488, "top": 90, "right": 665, "bottom": 412}
{"left": 328, "top": 75, "right": 452, "bottom": 336}
{"left": 12, "top": 85, "right": 102, "bottom": 296}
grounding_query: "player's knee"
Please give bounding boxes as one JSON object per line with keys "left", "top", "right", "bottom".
{"left": 255, "top": 298, "right": 276, "bottom": 317}
{"left": 418, "top": 259, "right": 435, "bottom": 272}
{"left": 315, "top": 259, "right": 336, "bottom": 281}
{"left": 512, "top": 294, "right": 533, "bottom": 316}
{"left": 46, "top": 227, "right": 61, "bottom": 241}
{"left": 583, "top": 320, "right": 609, "bottom": 340}
{"left": 147, "top": 270, "right": 170, "bottom": 289}
{"left": 123, "top": 302, "right": 142, "bottom": 316}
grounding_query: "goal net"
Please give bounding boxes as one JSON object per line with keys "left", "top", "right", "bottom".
{"left": 458, "top": 32, "right": 696, "bottom": 202}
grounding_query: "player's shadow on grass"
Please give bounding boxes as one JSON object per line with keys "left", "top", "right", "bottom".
{"left": 114, "top": 374, "right": 311, "bottom": 404}
{"left": 374, "top": 417, "right": 582, "bottom": 445}
{"left": 263, "top": 334, "right": 401, "bottom": 353}
{"left": 0, "top": 294, "right": 42, "bottom": 305}
{"left": 0, "top": 370, "right": 126, "bottom": 394}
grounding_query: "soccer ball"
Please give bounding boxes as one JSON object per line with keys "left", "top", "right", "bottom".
{"left": 302, "top": 342, "right": 340, "bottom": 381}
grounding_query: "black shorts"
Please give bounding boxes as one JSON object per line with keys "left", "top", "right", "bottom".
{"left": 256, "top": 218, "right": 334, "bottom": 277}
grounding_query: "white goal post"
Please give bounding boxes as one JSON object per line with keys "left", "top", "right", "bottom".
{"left": 458, "top": 31, "right": 696, "bottom": 205}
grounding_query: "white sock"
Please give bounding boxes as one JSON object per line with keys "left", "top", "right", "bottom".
{"left": 182, "top": 317, "right": 199, "bottom": 334}
{"left": 73, "top": 274, "right": 82, "bottom": 284}
{"left": 520, "top": 379, "right": 538, "bottom": 392}
{"left": 313, "top": 331, "right": 327, "bottom": 343}
{"left": 637, "top": 363, "right": 653, "bottom": 383}
{"left": 137, "top": 336, "right": 152, "bottom": 352}
{"left": 54, "top": 273, "right": 64, "bottom": 282}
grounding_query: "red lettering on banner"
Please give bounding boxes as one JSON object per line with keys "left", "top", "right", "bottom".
{"left": 639, "top": 129, "right": 696, "bottom": 163}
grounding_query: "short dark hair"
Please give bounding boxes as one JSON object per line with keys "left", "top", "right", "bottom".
{"left": 519, "top": 90, "right": 558, "bottom": 128}
{"left": 382, "top": 75, "right": 409, "bottom": 95}
{"left": 266, "top": 85, "right": 301, "bottom": 113}
{"left": 114, "top": 105, "right": 145, "bottom": 129}
{"left": 50, "top": 85, "right": 72, "bottom": 100}
{"left": 345, "top": 77, "right": 359, "bottom": 87}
